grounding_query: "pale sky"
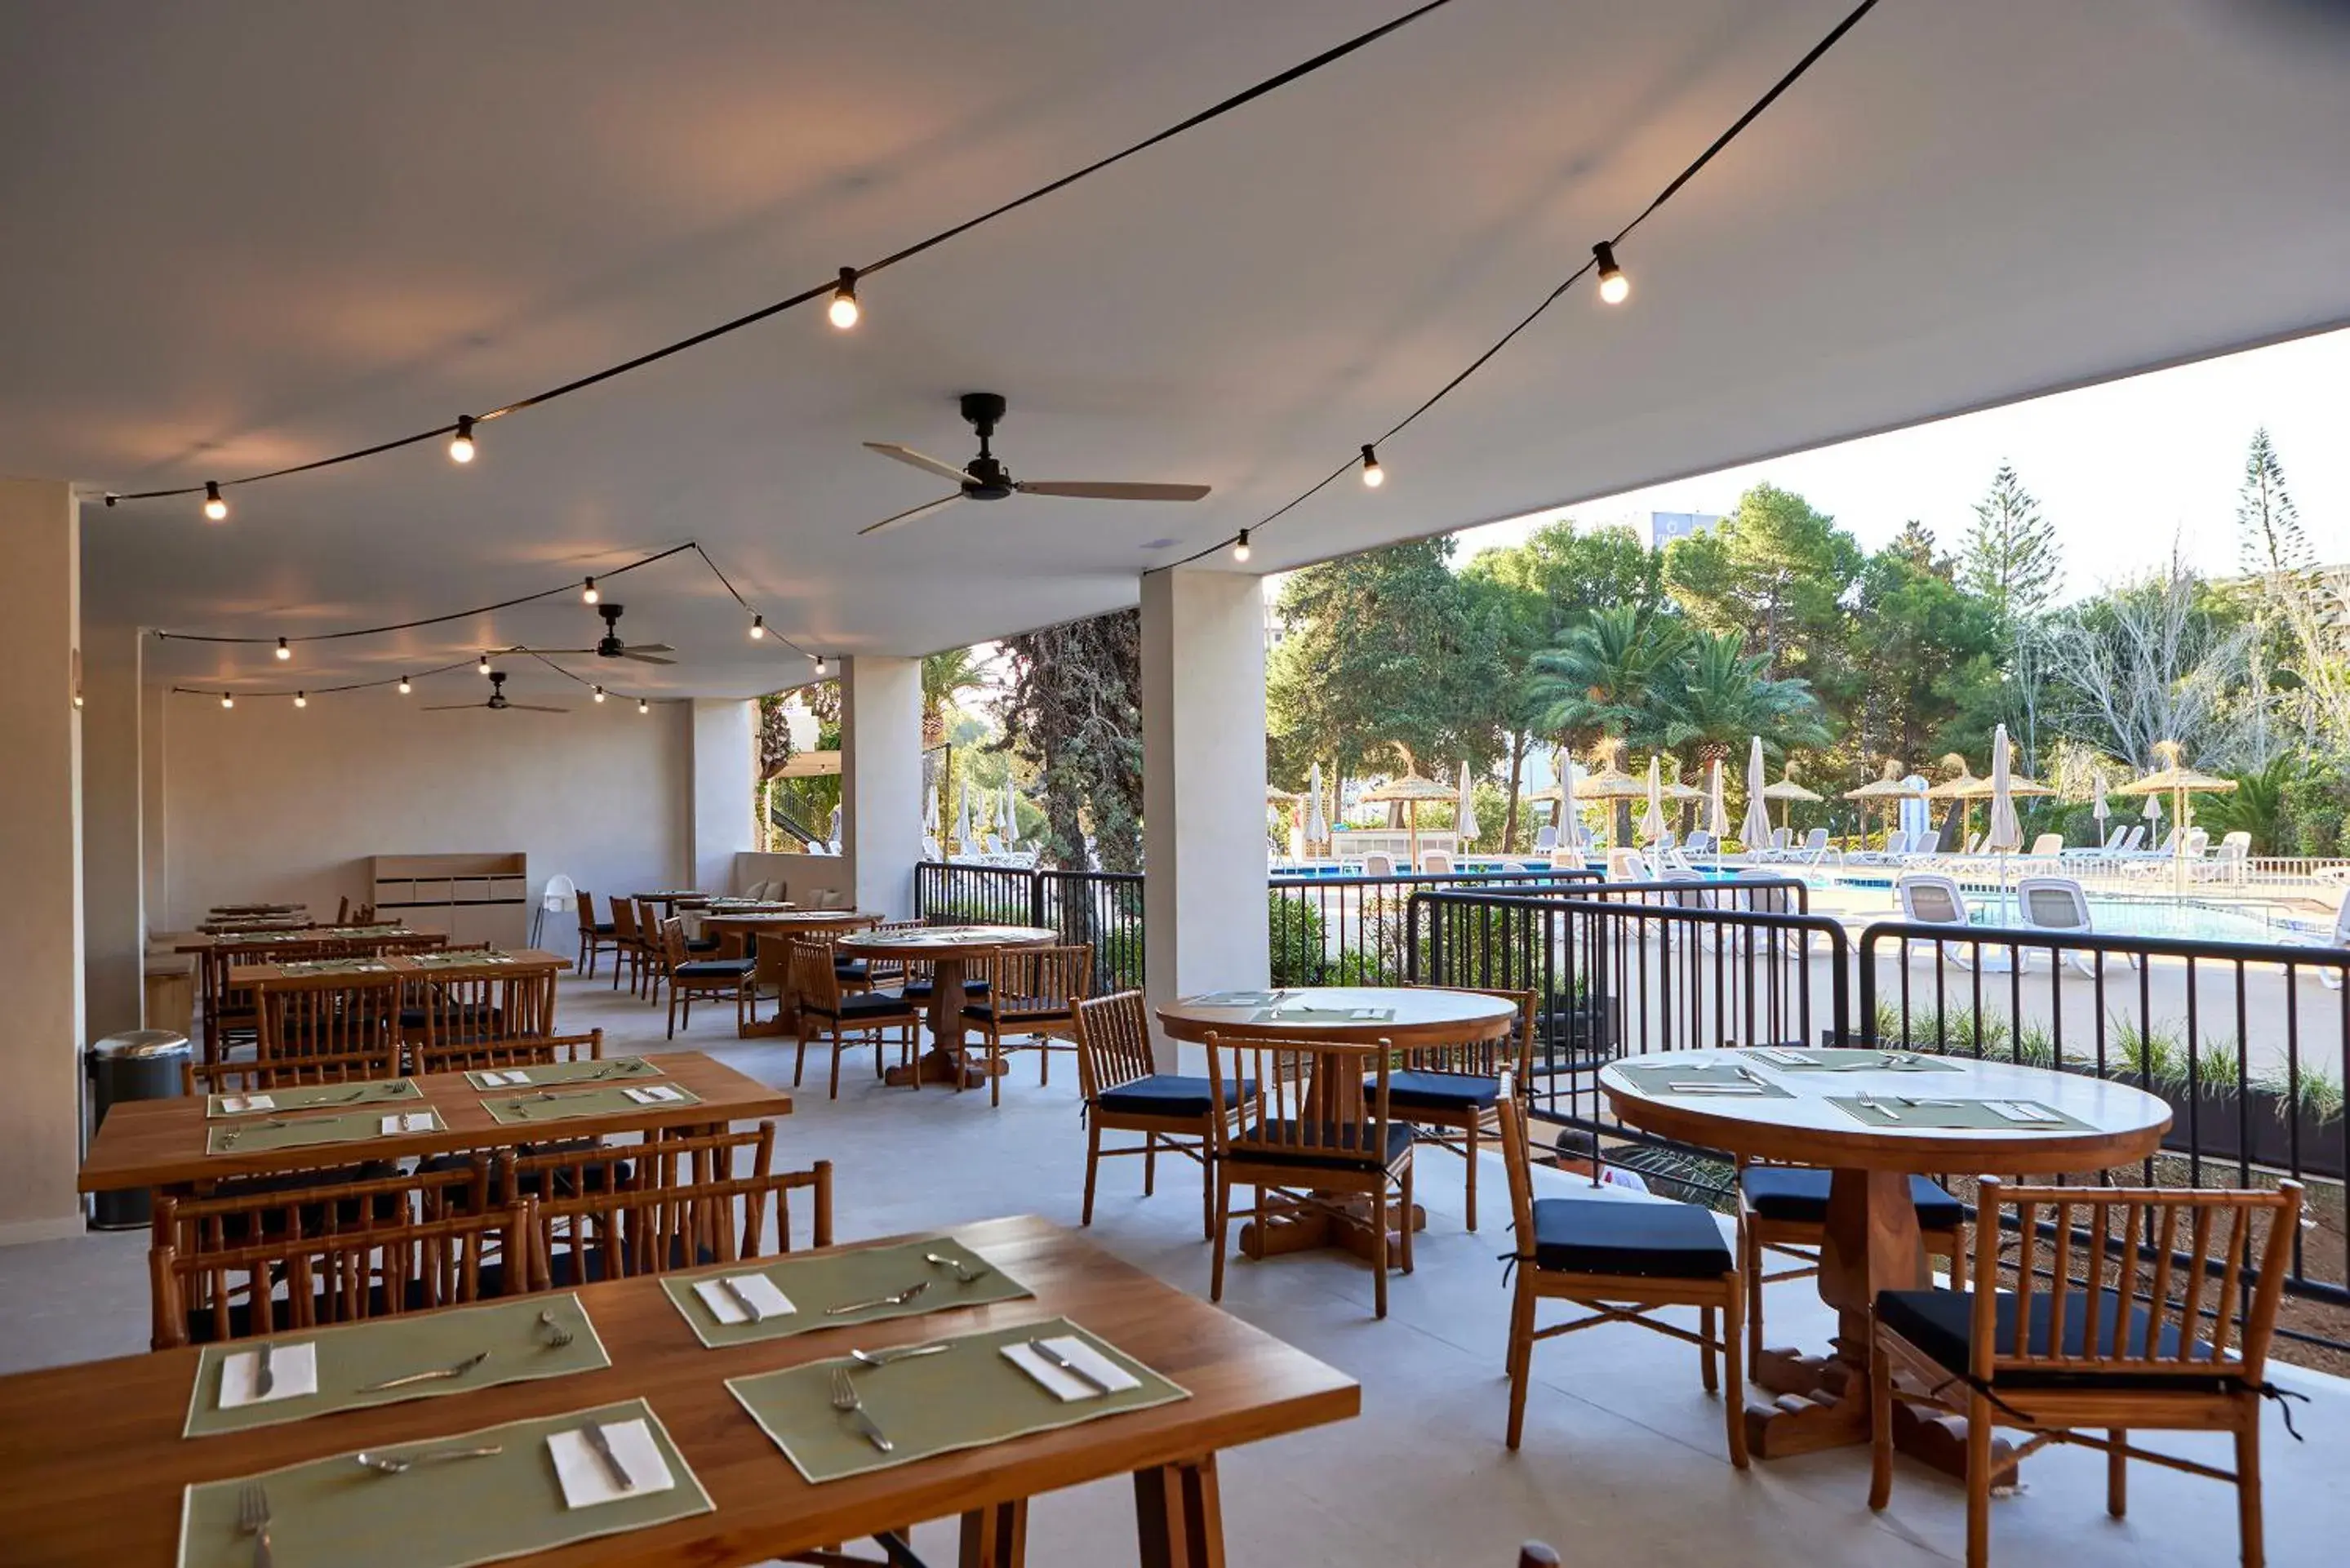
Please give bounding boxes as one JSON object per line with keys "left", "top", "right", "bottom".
{"left": 1455, "top": 326, "right": 2350, "bottom": 602}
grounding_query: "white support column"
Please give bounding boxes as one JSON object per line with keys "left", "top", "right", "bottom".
{"left": 80, "top": 622, "right": 144, "bottom": 1039}
{"left": 842, "top": 656, "right": 923, "bottom": 919}
{"left": 686, "top": 698, "right": 757, "bottom": 893}
{"left": 1141, "top": 568, "right": 1268, "bottom": 1066}
{"left": 0, "top": 479, "right": 86, "bottom": 1242}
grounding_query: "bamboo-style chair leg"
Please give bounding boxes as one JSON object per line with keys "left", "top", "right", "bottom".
{"left": 1868, "top": 1335, "right": 1895, "bottom": 1509}
{"left": 2108, "top": 1428, "right": 2127, "bottom": 1517}
{"left": 1371, "top": 1184, "right": 1390, "bottom": 1319}
{"left": 1722, "top": 1283, "right": 1749, "bottom": 1469}
{"left": 1744, "top": 1228, "right": 1769, "bottom": 1364}
{"left": 1199, "top": 1144, "right": 1215, "bottom": 1240}
{"left": 1504, "top": 1279, "right": 1535, "bottom": 1449}
{"left": 1398, "top": 1161, "right": 1415, "bottom": 1274}
{"left": 1966, "top": 1393, "right": 1994, "bottom": 1568}
{"left": 1209, "top": 1173, "right": 1232, "bottom": 1302}
{"left": 1082, "top": 1122, "right": 1102, "bottom": 1225}
{"left": 2237, "top": 1416, "right": 2264, "bottom": 1567}
{"left": 828, "top": 1026, "right": 847, "bottom": 1100}
{"left": 988, "top": 1026, "right": 1006, "bottom": 1108}
{"left": 1699, "top": 1306, "right": 1719, "bottom": 1394}
{"left": 1143, "top": 1133, "right": 1157, "bottom": 1196}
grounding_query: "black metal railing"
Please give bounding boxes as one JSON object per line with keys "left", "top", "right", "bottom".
{"left": 911, "top": 863, "right": 1145, "bottom": 993}
{"left": 1268, "top": 865, "right": 1599, "bottom": 988}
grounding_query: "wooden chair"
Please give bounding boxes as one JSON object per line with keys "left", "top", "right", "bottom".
{"left": 1738, "top": 1155, "right": 1968, "bottom": 1365}
{"left": 656, "top": 916, "right": 754, "bottom": 1038}
{"left": 335, "top": 895, "right": 352, "bottom": 925}
{"left": 1391, "top": 985, "right": 1535, "bottom": 1231}
{"left": 1203, "top": 1030, "right": 1415, "bottom": 1318}
{"left": 1073, "top": 990, "right": 1242, "bottom": 1239}
{"left": 574, "top": 889, "right": 615, "bottom": 979}
{"left": 606, "top": 895, "right": 645, "bottom": 994}
{"left": 1497, "top": 1081, "right": 1747, "bottom": 1465}
{"left": 853, "top": 917, "right": 929, "bottom": 993}
{"left": 636, "top": 899, "right": 669, "bottom": 1002}
{"left": 1869, "top": 1178, "right": 2304, "bottom": 1567}
{"left": 789, "top": 938, "right": 917, "bottom": 1096}
{"left": 150, "top": 1198, "right": 532, "bottom": 1348}
{"left": 962, "top": 944, "right": 1093, "bottom": 1104}
{"left": 412, "top": 1028, "right": 603, "bottom": 1078}
{"left": 402, "top": 967, "right": 558, "bottom": 1051}
{"left": 257, "top": 971, "right": 404, "bottom": 1066}
{"left": 185, "top": 1046, "right": 401, "bottom": 1098}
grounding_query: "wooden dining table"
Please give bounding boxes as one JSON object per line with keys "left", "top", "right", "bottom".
{"left": 699, "top": 910, "right": 882, "bottom": 1037}
{"left": 167, "top": 923, "right": 422, "bottom": 955}
{"left": 225, "top": 946, "right": 572, "bottom": 988}
{"left": 78, "top": 1050, "right": 793, "bottom": 1194}
{"left": 1600, "top": 1046, "right": 2170, "bottom": 1484}
{"left": 0, "top": 1215, "right": 1358, "bottom": 1567}
{"left": 835, "top": 925, "right": 1057, "bottom": 1089}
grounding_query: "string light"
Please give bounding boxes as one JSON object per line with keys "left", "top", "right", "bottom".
{"left": 637, "top": 697, "right": 650, "bottom": 714}
{"left": 1359, "top": 445, "right": 1384, "bottom": 488}
{"left": 1233, "top": 530, "right": 1252, "bottom": 563}
{"left": 749, "top": 614, "right": 766, "bottom": 640}
{"left": 1593, "top": 241, "right": 1629, "bottom": 304}
{"left": 220, "top": 693, "right": 234, "bottom": 709}
{"left": 202, "top": 482, "right": 228, "bottom": 522}
{"left": 448, "top": 415, "right": 476, "bottom": 464}
{"left": 398, "top": 676, "right": 412, "bottom": 694}
{"left": 828, "top": 267, "right": 860, "bottom": 330}
{"left": 812, "top": 653, "right": 828, "bottom": 677}
{"left": 593, "top": 685, "right": 606, "bottom": 703}
{"left": 581, "top": 577, "right": 599, "bottom": 605}
{"left": 274, "top": 637, "right": 291, "bottom": 661}
{"left": 294, "top": 691, "right": 307, "bottom": 708}
{"left": 478, "top": 651, "right": 491, "bottom": 676}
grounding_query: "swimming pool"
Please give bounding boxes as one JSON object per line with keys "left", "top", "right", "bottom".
{"left": 1967, "top": 895, "right": 2300, "bottom": 944}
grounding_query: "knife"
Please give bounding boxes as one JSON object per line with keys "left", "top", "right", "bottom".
{"left": 255, "top": 1341, "right": 275, "bottom": 1399}
{"left": 1027, "top": 1339, "right": 1112, "bottom": 1396}
{"left": 581, "top": 1423, "right": 634, "bottom": 1492}
{"left": 718, "top": 1277, "right": 763, "bottom": 1322}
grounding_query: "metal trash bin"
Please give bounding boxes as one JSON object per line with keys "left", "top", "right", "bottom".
{"left": 87, "top": 1029, "right": 190, "bottom": 1230}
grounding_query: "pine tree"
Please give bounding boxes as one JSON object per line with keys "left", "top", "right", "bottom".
{"left": 1959, "top": 463, "right": 2062, "bottom": 618}
{"left": 2236, "top": 426, "right": 2310, "bottom": 580}
{"left": 1887, "top": 520, "right": 1948, "bottom": 580}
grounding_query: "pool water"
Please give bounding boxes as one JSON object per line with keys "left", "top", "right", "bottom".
{"left": 1966, "top": 896, "right": 2294, "bottom": 944}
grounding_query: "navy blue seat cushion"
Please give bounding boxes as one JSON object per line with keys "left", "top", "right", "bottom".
{"left": 834, "top": 959, "right": 873, "bottom": 981}
{"left": 1530, "top": 1197, "right": 1733, "bottom": 1278}
{"left": 675, "top": 958, "right": 754, "bottom": 979}
{"left": 584, "top": 922, "right": 615, "bottom": 935}
{"left": 1875, "top": 1287, "right": 2226, "bottom": 1390}
{"left": 903, "top": 977, "right": 989, "bottom": 998}
{"left": 962, "top": 999, "right": 1070, "bottom": 1025}
{"left": 1385, "top": 1069, "right": 1502, "bottom": 1113}
{"left": 1741, "top": 1166, "right": 1968, "bottom": 1231}
{"left": 1237, "top": 1118, "right": 1414, "bottom": 1170}
{"left": 1095, "top": 1074, "right": 1251, "bottom": 1119}
{"left": 685, "top": 937, "right": 722, "bottom": 953}
{"left": 809, "top": 989, "right": 916, "bottom": 1022}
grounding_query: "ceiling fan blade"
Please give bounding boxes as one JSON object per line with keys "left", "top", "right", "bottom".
{"left": 864, "top": 442, "right": 977, "bottom": 485}
{"left": 422, "top": 703, "right": 482, "bottom": 711}
{"left": 620, "top": 651, "right": 676, "bottom": 666}
{"left": 536, "top": 647, "right": 601, "bottom": 655}
{"left": 624, "top": 642, "right": 676, "bottom": 655}
{"left": 1014, "top": 481, "right": 1211, "bottom": 502}
{"left": 506, "top": 703, "right": 571, "bottom": 713}
{"left": 858, "top": 493, "right": 966, "bottom": 537}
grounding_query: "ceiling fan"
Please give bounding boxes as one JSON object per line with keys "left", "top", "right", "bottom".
{"left": 424, "top": 671, "right": 568, "bottom": 714}
{"left": 541, "top": 604, "right": 677, "bottom": 666}
{"left": 858, "top": 392, "right": 1211, "bottom": 536}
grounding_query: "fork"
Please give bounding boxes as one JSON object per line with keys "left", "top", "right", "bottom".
{"left": 1858, "top": 1091, "right": 1902, "bottom": 1122}
{"left": 536, "top": 1308, "right": 575, "bottom": 1348}
{"left": 237, "top": 1480, "right": 273, "bottom": 1567}
{"left": 220, "top": 1120, "right": 289, "bottom": 1149}
{"left": 924, "top": 1251, "right": 987, "bottom": 1284}
{"left": 830, "top": 1365, "right": 893, "bottom": 1452}
{"left": 824, "top": 1280, "right": 929, "bottom": 1316}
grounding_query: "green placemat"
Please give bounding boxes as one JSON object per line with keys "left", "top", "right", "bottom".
{"left": 207, "top": 1079, "right": 422, "bottom": 1117}
{"left": 1746, "top": 1046, "right": 1961, "bottom": 1073}
{"left": 1182, "top": 989, "right": 1289, "bottom": 1007}
{"left": 206, "top": 1107, "right": 444, "bottom": 1154}
{"left": 1615, "top": 1060, "right": 1795, "bottom": 1099}
{"left": 183, "top": 1293, "right": 610, "bottom": 1438}
{"left": 175, "top": 1397, "right": 709, "bottom": 1568}
{"left": 1247, "top": 1005, "right": 1397, "bottom": 1024}
{"left": 661, "top": 1236, "right": 1029, "bottom": 1347}
{"left": 1828, "top": 1095, "right": 2094, "bottom": 1131}
{"left": 463, "top": 1057, "right": 662, "bottom": 1090}
{"left": 408, "top": 949, "right": 518, "bottom": 969}
{"left": 480, "top": 1084, "right": 704, "bottom": 1126}
{"left": 728, "top": 1317, "right": 1188, "bottom": 1484}
{"left": 278, "top": 957, "right": 398, "bottom": 976}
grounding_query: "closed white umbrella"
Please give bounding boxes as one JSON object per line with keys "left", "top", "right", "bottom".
{"left": 1742, "top": 736, "right": 1771, "bottom": 855}
{"left": 1987, "top": 722, "right": 2023, "bottom": 917}
{"left": 924, "top": 785, "right": 940, "bottom": 836}
{"left": 1557, "top": 748, "right": 1580, "bottom": 857}
{"left": 1639, "top": 756, "right": 1667, "bottom": 843}
{"left": 1306, "top": 759, "right": 1328, "bottom": 849}
{"left": 2143, "top": 789, "right": 2163, "bottom": 823}
{"left": 2092, "top": 771, "right": 2108, "bottom": 838}
{"left": 1002, "top": 779, "right": 1020, "bottom": 844}
{"left": 953, "top": 783, "right": 972, "bottom": 855}
{"left": 1455, "top": 761, "right": 1480, "bottom": 847}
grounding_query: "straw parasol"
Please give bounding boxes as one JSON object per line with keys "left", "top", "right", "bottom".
{"left": 1925, "top": 753, "right": 1984, "bottom": 842}
{"left": 1741, "top": 736, "right": 1772, "bottom": 854}
{"left": 1844, "top": 758, "right": 1924, "bottom": 846}
{"left": 2114, "top": 740, "right": 2237, "bottom": 890}
{"left": 1361, "top": 771, "right": 1457, "bottom": 870}
{"left": 1557, "top": 740, "right": 1648, "bottom": 848}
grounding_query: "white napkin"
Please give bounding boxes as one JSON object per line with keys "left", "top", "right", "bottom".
{"left": 217, "top": 1342, "right": 318, "bottom": 1409}
{"left": 1665, "top": 1082, "right": 1765, "bottom": 1095}
{"left": 478, "top": 1069, "right": 531, "bottom": 1086}
{"left": 623, "top": 1086, "right": 687, "bottom": 1104}
{"left": 1753, "top": 1048, "right": 1813, "bottom": 1065}
{"left": 380, "top": 1111, "right": 435, "bottom": 1134}
{"left": 548, "top": 1418, "right": 676, "bottom": 1509}
{"left": 1001, "top": 1336, "right": 1139, "bottom": 1403}
{"left": 220, "top": 1094, "right": 276, "bottom": 1113}
{"left": 692, "top": 1273, "right": 796, "bottom": 1325}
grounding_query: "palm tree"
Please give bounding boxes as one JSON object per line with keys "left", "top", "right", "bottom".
{"left": 1526, "top": 606, "right": 1683, "bottom": 752}
{"left": 922, "top": 647, "right": 988, "bottom": 843}
{"left": 1659, "top": 630, "right": 1829, "bottom": 771}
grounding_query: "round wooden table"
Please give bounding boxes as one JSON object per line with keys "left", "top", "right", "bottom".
{"left": 1157, "top": 985, "right": 1519, "bottom": 1265}
{"left": 834, "top": 924, "right": 1056, "bottom": 1088}
{"left": 1599, "top": 1047, "right": 2170, "bottom": 1481}
{"left": 700, "top": 910, "right": 881, "bottom": 1037}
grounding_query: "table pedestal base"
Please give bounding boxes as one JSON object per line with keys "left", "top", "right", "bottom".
{"left": 1746, "top": 1343, "right": 2017, "bottom": 1486}
{"left": 1237, "top": 1192, "right": 1424, "bottom": 1266}
{"left": 885, "top": 1047, "right": 1006, "bottom": 1090}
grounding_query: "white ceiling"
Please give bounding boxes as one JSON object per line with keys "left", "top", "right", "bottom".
{"left": 5, "top": 0, "right": 2348, "bottom": 702}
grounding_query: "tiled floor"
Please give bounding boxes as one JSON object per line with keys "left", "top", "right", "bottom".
{"left": 9, "top": 972, "right": 2340, "bottom": 1566}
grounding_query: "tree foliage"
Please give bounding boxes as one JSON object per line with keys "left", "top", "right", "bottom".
{"left": 994, "top": 610, "right": 1144, "bottom": 871}
{"left": 1960, "top": 462, "right": 2063, "bottom": 620}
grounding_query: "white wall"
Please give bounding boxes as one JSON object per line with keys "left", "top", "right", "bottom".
{"left": 735, "top": 850, "right": 855, "bottom": 906}
{"left": 688, "top": 699, "right": 756, "bottom": 892}
{"left": 154, "top": 688, "right": 692, "bottom": 957}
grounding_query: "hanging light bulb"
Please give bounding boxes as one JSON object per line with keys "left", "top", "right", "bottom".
{"left": 592, "top": 685, "right": 606, "bottom": 704}
{"left": 828, "top": 266, "right": 860, "bottom": 329}
{"left": 220, "top": 692, "right": 234, "bottom": 709}
{"left": 274, "top": 636, "right": 291, "bottom": 661}
{"left": 478, "top": 651, "right": 491, "bottom": 676}
{"left": 1360, "top": 445, "right": 1384, "bottom": 488}
{"left": 581, "top": 576, "right": 599, "bottom": 605}
{"left": 812, "top": 653, "right": 828, "bottom": 677}
{"left": 202, "top": 482, "right": 229, "bottom": 522}
{"left": 1593, "top": 241, "right": 1629, "bottom": 304}
{"left": 448, "top": 415, "right": 476, "bottom": 464}
{"left": 637, "top": 696, "right": 650, "bottom": 714}
{"left": 749, "top": 614, "right": 766, "bottom": 641}
{"left": 398, "top": 675, "right": 412, "bottom": 695}
{"left": 294, "top": 691, "right": 307, "bottom": 708}
{"left": 1233, "top": 530, "right": 1252, "bottom": 563}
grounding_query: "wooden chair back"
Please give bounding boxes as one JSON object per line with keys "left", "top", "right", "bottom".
{"left": 575, "top": 888, "right": 600, "bottom": 937}
{"left": 151, "top": 1198, "right": 530, "bottom": 1348}
{"left": 985, "top": 944, "right": 1094, "bottom": 1015}
{"left": 1971, "top": 1177, "right": 2304, "bottom": 1386}
{"left": 609, "top": 896, "right": 639, "bottom": 944}
{"left": 336, "top": 895, "right": 352, "bottom": 925}
{"left": 186, "top": 1048, "right": 402, "bottom": 1097}
{"left": 788, "top": 938, "right": 844, "bottom": 1013}
{"left": 1203, "top": 1032, "right": 1396, "bottom": 1168}
{"left": 406, "top": 969, "right": 558, "bottom": 1049}
{"left": 412, "top": 1028, "right": 602, "bottom": 1077}
{"left": 154, "top": 1162, "right": 488, "bottom": 1257}
{"left": 258, "top": 971, "right": 404, "bottom": 1062}
{"left": 1073, "top": 990, "right": 1157, "bottom": 1099}
{"left": 657, "top": 916, "right": 691, "bottom": 973}
{"left": 1402, "top": 985, "right": 1535, "bottom": 1080}
{"left": 1495, "top": 1072, "right": 1539, "bottom": 1250}
{"left": 502, "top": 1123, "right": 780, "bottom": 1287}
